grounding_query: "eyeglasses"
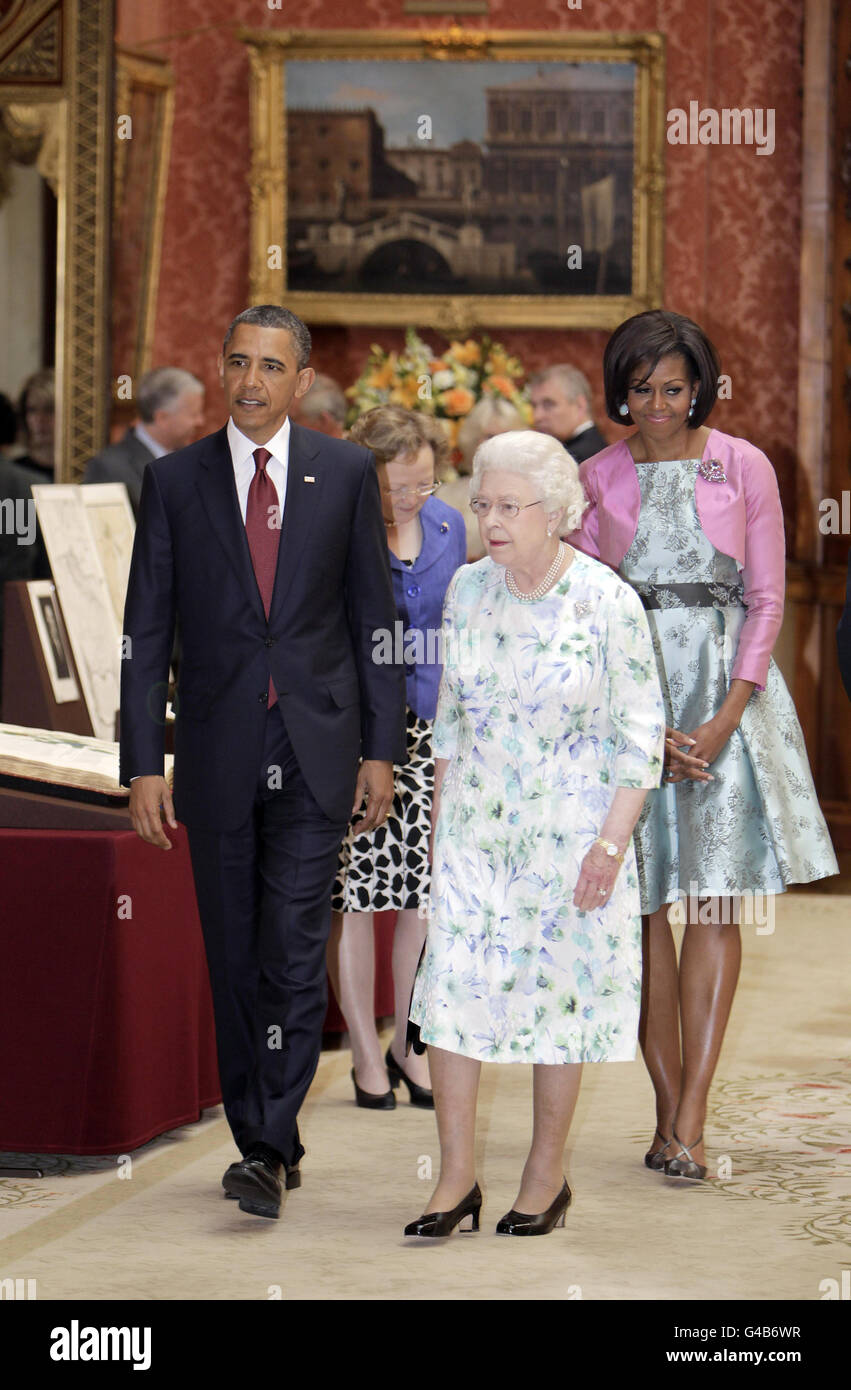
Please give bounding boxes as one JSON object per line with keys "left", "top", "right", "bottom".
{"left": 382, "top": 483, "right": 441, "bottom": 500}
{"left": 469, "top": 499, "right": 542, "bottom": 520}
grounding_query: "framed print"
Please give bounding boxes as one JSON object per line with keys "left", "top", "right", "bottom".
{"left": 27, "top": 581, "right": 81, "bottom": 705}
{"left": 31, "top": 485, "right": 121, "bottom": 742}
{"left": 238, "top": 27, "right": 665, "bottom": 332}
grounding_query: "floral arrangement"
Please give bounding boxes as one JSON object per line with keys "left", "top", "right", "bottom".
{"left": 346, "top": 328, "right": 532, "bottom": 454}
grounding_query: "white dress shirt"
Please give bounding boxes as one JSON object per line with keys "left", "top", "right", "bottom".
{"left": 227, "top": 416, "right": 290, "bottom": 524}
{"left": 134, "top": 422, "right": 168, "bottom": 459}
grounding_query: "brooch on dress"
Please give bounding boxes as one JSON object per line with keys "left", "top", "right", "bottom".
{"left": 698, "top": 457, "right": 726, "bottom": 483}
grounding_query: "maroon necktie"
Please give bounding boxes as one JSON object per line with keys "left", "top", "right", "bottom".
{"left": 245, "top": 446, "right": 280, "bottom": 707}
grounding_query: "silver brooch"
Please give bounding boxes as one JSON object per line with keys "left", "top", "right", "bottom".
{"left": 698, "top": 458, "right": 726, "bottom": 483}
{"left": 574, "top": 600, "right": 592, "bottom": 620}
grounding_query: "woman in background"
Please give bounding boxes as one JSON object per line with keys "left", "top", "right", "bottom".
{"left": 328, "top": 405, "right": 466, "bottom": 1109}
{"left": 568, "top": 309, "right": 838, "bottom": 1181}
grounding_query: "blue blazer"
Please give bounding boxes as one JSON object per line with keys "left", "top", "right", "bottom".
{"left": 389, "top": 496, "right": 466, "bottom": 720}
{"left": 119, "top": 421, "right": 407, "bottom": 830}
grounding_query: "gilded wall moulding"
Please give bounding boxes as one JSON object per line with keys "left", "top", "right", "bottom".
{"left": 0, "top": 0, "right": 61, "bottom": 84}
{"left": 0, "top": 0, "right": 113, "bottom": 479}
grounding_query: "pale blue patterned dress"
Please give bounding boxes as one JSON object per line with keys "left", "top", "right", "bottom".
{"left": 620, "top": 459, "right": 838, "bottom": 913}
{"left": 409, "top": 551, "right": 666, "bottom": 1064}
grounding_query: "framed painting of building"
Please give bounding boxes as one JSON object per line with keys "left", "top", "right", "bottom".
{"left": 238, "top": 27, "right": 665, "bottom": 333}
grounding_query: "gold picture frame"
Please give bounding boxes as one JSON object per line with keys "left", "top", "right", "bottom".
{"left": 238, "top": 26, "right": 665, "bottom": 334}
{"left": 113, "top": 48, "right": 175, "bottom": 384}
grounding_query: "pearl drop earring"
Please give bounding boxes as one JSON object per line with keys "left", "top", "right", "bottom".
{"left": 618, "top": 402, "right": 630, "bottom": 417}
{"left": 688, "top": 398, "right": 696, "bottom": 418}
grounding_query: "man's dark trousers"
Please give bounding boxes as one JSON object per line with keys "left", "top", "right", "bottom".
{"left": 186, "top": 704, "right": 347, "bottom": 1170}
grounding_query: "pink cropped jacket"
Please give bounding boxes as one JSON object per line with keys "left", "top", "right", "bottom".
{"left": 566, "top": 428, "right": 786, "bottom": 691}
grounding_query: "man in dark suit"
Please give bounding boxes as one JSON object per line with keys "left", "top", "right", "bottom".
{"left": 529, "top": 364, "right": 608, "bottom": 464}
{"left": 120, "top": 305, "right": 406, "bottom": 1220}
{"left": 85, "top": 367, "right": 204, "bottom": 514}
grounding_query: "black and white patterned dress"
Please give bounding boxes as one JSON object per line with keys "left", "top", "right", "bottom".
{"left": 333, "top": 707, "right": 434, "bottom": 912}
{"left": 332, "top": 495, "right": 467, "bottom": 914}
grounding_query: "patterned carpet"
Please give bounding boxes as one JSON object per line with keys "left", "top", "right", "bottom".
{"left": 0, "top": 892, "right": 848, "bottom": 1300}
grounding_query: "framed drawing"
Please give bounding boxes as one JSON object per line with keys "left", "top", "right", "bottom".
{"left": 238, "top": 27, "right": 665, "bottom": 333}
{"left": 31, "top": 485, "right": 121, "bottom": 742}
{"left": 27, "top": 580, "right": 80, "bottom": 705}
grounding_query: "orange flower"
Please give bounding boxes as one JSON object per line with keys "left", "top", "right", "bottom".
{"left": 441, "top": 387, "right": 476, "bottom": 417}
{"left": 389, "top": 377, "right": 421, "bottom": 408}
{"left": 429, "top": 358, "right": 449, "bottom": 373}
{"left": 448, "top": 339, "right": 481, "bottom": 367}
{"left": 487, "top": 375, "right": 516, "bottom": 399}
{"left": 367, "top": 355, "right": 398, "bottom": 390}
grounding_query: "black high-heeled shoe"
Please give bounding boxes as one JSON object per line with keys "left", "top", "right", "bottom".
{"left": 351, "top": 1067, "right": 395, "bottom": 1110}
{"left": 404, "top": 1183, "right": 482, "bottom": 1238}
{"left": 644, "top": 1128, "right": 673, "bottom": 1171}
{"left": 664, "top": 1130, "right": 707, "bottom": 1181}
{"left": 496, "top": 1179, "right": 572, "bottom": 1236}
{"left": 385, "top": 1046, "right": 434, "bottom": 1109}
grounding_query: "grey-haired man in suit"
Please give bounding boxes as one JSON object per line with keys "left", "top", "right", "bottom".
{"left": 84, "top": 367, "right": 205, "bottom": 514}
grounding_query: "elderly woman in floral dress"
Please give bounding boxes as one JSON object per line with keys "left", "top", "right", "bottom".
{"left": 405, "top": 431, "right": 666, "bottom": 1238}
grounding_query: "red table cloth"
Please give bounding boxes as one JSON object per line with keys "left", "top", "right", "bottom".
{"left": 0, "top": 826, "right": 397, "bottom": 1154}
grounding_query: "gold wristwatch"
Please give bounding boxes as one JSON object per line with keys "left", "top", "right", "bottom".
{"left": 593, "top": 837, "right": 625, "bottom": 863}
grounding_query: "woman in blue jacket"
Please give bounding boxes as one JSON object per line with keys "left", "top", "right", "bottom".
{"left": 328, "top": 405, "right": 466, "bottom": 1109}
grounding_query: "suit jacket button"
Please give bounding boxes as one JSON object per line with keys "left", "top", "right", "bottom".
{"left": 265, "top": 638, "right": 274, "bottom": 647}
{"left": 258, "top": 692, "right": 268, "bottom": 703}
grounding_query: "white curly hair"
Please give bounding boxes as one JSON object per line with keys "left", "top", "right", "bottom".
{"left": 469, "top": 429, "right": 588, "bottom": 533}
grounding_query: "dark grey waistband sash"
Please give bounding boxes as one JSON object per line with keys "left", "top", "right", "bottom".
{"left": 633, "top": 581, "right": 744, "bottom": 610}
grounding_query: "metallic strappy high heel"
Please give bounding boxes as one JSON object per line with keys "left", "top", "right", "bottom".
{"left": 664, "top": 1130, "right": 707, "bottom": 1181}
{"left": 644, "top": 1128, "right": 673, "bottom": 1171}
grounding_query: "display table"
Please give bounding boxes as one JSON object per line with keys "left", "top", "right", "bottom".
{"left": 0, "top": 821, "right": 396, "bottom": 1154}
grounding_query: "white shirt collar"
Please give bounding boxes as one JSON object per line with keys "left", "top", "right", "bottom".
{"left": 134, "top": 422, "right": 168, "bottom": 459}
{"left": 227, "top": 415, "right": 291, "bottom": 469}
{"left": 569, "top": 420, "right": 594, "bottom": 438}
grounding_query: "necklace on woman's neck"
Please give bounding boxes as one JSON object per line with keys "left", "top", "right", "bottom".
{"left": 505, "top": 541, "right": 566, "bottom": 601}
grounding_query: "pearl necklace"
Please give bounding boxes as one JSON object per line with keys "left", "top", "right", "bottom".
{"left": 504, "top": 541, "right": 566, "bottom": 602}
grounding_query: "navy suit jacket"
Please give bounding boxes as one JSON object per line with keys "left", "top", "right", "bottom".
{"left": 119, "top": 421, "right": 407, "bottom": 830}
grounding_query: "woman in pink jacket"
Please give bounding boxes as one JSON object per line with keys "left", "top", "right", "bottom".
{"left": 568, "top": 309, "right": 837, "bottom": 1181}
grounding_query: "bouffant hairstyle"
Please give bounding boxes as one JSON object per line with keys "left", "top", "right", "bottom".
{"left": 348, "top": 405, "right": 450, "bottom": 473}
{"left": 603, "top": 309, "right": 721, "bottom": 429}
{"left": 469, "top": 429, "right": 588, "bottom": 533}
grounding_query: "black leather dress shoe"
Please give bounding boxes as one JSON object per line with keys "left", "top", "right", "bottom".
{"left": 223, "top": 1160, "right": 300, "bottom": 1198}
{"left": 221, "top": 1153, "right": 283, "bottom": 1219}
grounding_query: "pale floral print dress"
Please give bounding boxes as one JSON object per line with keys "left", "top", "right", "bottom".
{"left": 409, "top": 551, "right": 666, "bottom": 1064}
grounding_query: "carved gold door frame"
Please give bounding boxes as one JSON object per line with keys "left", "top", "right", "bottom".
{"left": 0, "top": 0, "right": 113, "bottom": 481}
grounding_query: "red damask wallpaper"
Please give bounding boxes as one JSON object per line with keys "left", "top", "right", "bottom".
{"left": 115, "top": 0, "right": 804, "bottom": 513}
